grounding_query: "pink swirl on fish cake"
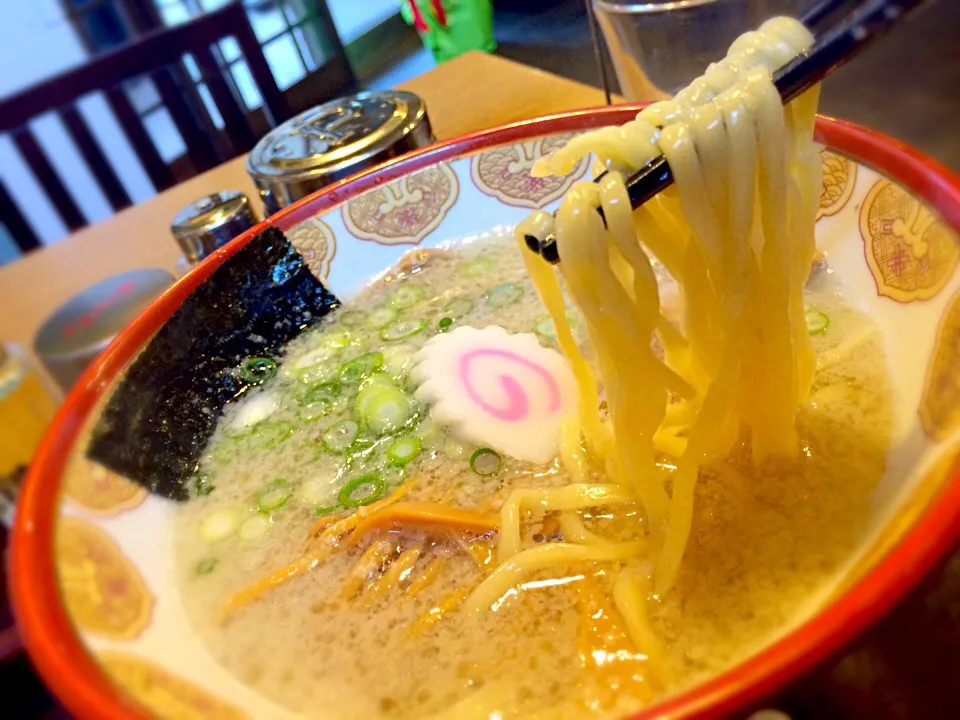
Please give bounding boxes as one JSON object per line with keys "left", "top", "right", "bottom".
{"left": 458, "top": 348, "right": 562, "bottom": 422}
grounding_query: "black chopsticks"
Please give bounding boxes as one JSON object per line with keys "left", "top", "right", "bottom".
{"left": 528, "top": 0, "right": 931, "bottom": 264}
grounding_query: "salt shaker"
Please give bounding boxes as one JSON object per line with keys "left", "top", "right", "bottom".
{"left": 171, "top": 190, "right": 258, "bottom": 277}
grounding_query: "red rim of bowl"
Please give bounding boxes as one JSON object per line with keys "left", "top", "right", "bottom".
{"left": 11, "top": 106, "right": 960, "bottom": 720}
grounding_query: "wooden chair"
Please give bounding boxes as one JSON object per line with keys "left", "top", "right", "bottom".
{"left": 0, "top": 2, "right": 297, "bottom": 254}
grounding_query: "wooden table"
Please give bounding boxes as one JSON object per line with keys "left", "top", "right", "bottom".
{"left": 0, "top": 52, "right": 608, "bottom": 377}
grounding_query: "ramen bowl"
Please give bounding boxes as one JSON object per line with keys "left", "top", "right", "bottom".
{"left": 11, "top": 107, "right": 960, "bottom": 720}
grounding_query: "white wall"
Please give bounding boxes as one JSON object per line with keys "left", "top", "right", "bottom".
{"left": 0, "top": 0, "right": 87, "bottom": 97}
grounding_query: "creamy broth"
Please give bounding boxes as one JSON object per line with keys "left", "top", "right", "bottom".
{"left": 173, "top": 234, "right": 891, "bottom": 719}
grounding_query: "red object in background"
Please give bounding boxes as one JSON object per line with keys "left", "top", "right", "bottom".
{"left": 408, "top": 0, "right": 428, "bottom": 31}
{"left": 407, "top": 0, "right": 449, "bottom": 31}
{"left": 431, "top": 0, "right": 448, "bottom": 27}
{"left": 9, "top": 107, "right": 960, "bottom": 720}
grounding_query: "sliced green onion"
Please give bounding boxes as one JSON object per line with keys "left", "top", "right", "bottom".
{"left": 445, "top": 297, "right": 474, "bottom": 318}
{"left": 438, "top": 317, "right": 453, "bottom": 332}
{"left": 805, "top": 309, "right": 830, "bottom": 335}
{"left": 466, "top": 257, "right": 493, "bottom": 276}
{"left": 301, "top": 402, "right": 330, "bottom": 422}
{"left": 535, "top": 316, "right": 557, "bottom": 342}
{"left": 382, "top": 344, "right": 415, "bottom": 376}
{"left": 200, "top": 507, "right": 241, "bottom": 542}
{"left": 390, "top": 284, "right": 426, "bottom": 309}
{"left": 486, "top": 283, "right": 523, "bottom": 308}
{"left": 535, "top": 313, "right": 579, "bottom": 343}
{"left": 305, "top": 381, "right": 340, "bottom": 404}
{"left": 338, "top": 474, "right": 386, "bottom": 508}
{"left": 196, "top": 557, "right": 218, "bottom": 575}
{"left": 297, "top": 364, "right": 336, "bottom": 387}
{"left": 240, "top": 515, "right": 271, "bottom": 540}
{"left": 325, "top": 331, "right": 352, "bottom": 349}
{"left": 314, "top": 504, "right": 341, "bottom": 517}
{"left": 339, "top": 359, "right": 367, "bottom": 385}
{"left": 367, "top": 307, "right": 399, "bottom": 329}
{"left": 349, "top": 351, "right": 385, "bottom": 379}
{"left": 194, "top": 474, "right": 215, "bottom": 497}
{"left": 381, "top": 318, "right": 426, "bottom": 342}
{"left": 257, "top": 479, "right": 293, "bottom": 513}
{"left": 359, "top": 372, "right": 397, "bottom": 392}
{"left": 355, "top": 384, "right": 391, "bottom": 417}
{"left": 347, "top": 436, "right": 377, "bottom": 461}
{"left": 361, "top": 385, "right": 412, "bottom": 435}
{"left": 240, "top": 357, "right": 277, "bottom": 385}
{"left": 470, "top": 447, "right": 503, "bottom": 476}
{"left": 300, "top": 383, "right": 339, "bottom": 419}
{"left": 339, "top": 310, "right": 367, "bottom": 327}
{"left": 386, "top": 436, "right": 422, "bottom": 466}
{"left": 323, "top": 419, "right": 359, "bottom": 453}
{"left": 250, "top": 421, "right": 294, "bottom": 451}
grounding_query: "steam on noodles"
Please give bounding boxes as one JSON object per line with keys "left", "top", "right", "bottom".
{"left": 500, "top": 15, "right": 820, "bottom": 647}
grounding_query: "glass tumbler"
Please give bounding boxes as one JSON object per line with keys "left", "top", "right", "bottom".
{"left": 0, "top": 344, "right": 57, "bottom": 526}
{"left": 593, "top": 0, "right": 819, "bottom": 101}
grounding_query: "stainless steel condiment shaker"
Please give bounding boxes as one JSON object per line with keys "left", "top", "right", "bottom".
{"left": 246, "top": 91, "right": 433, "bottom": 216}
{"left": 33, "top": 269, "right": 174, "bottom": 392}
{"left": 171, "top": 190, "right": 258, "bottom": 276}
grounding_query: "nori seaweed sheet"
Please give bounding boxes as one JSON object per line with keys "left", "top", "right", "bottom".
{"left": 87, "top": 226, "right": 339, "bottom": 500}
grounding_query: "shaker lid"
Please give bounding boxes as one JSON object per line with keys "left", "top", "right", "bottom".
{"left": 171, "top": 190, "right": 251, "bottom": 239}
{"left": 34, "top": 269, "right": 174, "bottom": 360}
{"left": 171, "top": 191, "right": 256, "bottom": 261}
{"left": 246, "top": 91, "right": 429, "bottom": 183}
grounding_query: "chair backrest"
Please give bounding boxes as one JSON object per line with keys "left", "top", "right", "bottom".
{"left": 0, "top": 2, "right": 294, "bottom": 254}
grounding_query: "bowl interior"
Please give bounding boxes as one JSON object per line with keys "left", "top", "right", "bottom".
{"left": 13, "top": 107, "right": 960, "bottom": 720}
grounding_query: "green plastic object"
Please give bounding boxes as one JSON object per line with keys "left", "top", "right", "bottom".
{"left": 401, "top": 0, "right": 496, "bottom": 64}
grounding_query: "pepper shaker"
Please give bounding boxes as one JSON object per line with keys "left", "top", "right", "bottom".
{"left": 171, "top": 190, "right": 259, "bottom": 277}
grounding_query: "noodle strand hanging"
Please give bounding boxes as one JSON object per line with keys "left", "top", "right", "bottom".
{"left": 512, "top": 16, "right": 819, "bottom": 595}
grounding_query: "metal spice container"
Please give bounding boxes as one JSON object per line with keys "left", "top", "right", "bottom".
{"left": 246, "top": 91, "right": 433, "bottom": 215}
{"left": 33, "top": 269, "right": 174, "bottom": 392}
{"left": 171, "top": 190, "right": 258, "bottom": 272}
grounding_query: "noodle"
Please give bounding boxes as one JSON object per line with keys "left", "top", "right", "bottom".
{"left": 511, "top": 18, "right": 819, "bottom": 603}
{"left": 556, "top": 512, "right": 609, "bottom": 546}
{"left": 465, "top": 541, "right": 645, "bottom": 614}
{"left": 497, "top": 484, "right": 636, "bottom": 562}
{"left": 559, "top": 415, "right": 588, "bottom": 484}
{"left": 613, "top": 564, "right": 667, "bottom": 676}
